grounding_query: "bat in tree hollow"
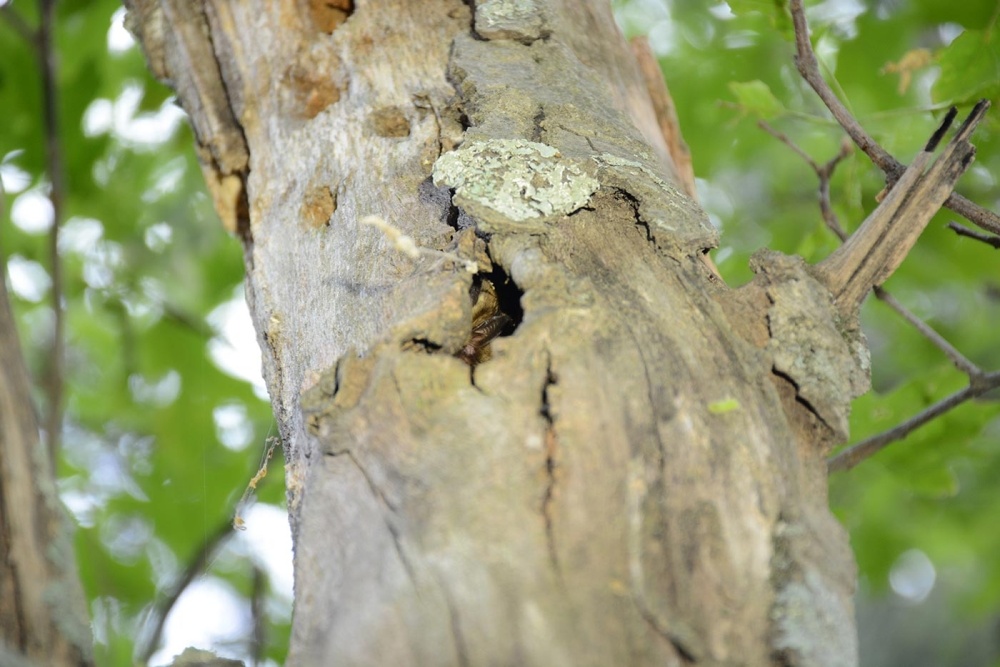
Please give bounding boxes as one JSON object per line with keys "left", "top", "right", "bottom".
{"left": 456, "top": 278, "right": 512, "bottom": 366}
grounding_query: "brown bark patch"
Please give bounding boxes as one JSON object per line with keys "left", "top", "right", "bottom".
{"left": 308, "top": 0, "right": 353, "bottom": 33}
{"left": 287, "top": 65, "right": 343, "bottom": 119}
{"left": 370, "top": 106, "right": 411, "bottom": 138}
{"left": 301, "top": 185, "right": 337, "bottom": 228}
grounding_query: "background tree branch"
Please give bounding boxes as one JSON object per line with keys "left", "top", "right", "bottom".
{"left": 789, "top": 0, "right": 1000, "bottom": 237}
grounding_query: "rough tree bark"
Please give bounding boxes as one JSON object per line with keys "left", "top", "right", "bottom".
{"left": 122, "top": 1, "right": 979, "bottom": 665}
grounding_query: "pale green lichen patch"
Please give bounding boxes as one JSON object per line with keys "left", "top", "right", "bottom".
{"left": 433, "top": 139, "right": 599, "bottom": 232}
{"left": 476, "top": 0, "right": 544, "bottom": 42}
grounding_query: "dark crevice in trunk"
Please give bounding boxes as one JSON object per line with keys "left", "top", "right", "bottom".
{"left": 199, "top": 3, "right": 253, "bottom": 248}
{"left": 614, "top": 186, "right": 651, "bottom": 243}
{"left": 405, "top": 338, "right": 445, "bottom": 355}
{"left": 771, "top": 366, "right": 834, "bottom": 435}
{"left": 539, "top": 352, "right": 560, "bottom": 572}
{"left": 481, "top": 261, "right": 524, "bottom": 336}
{"left": 461, "top": 261, "right": 522, "bottom": 372}
{"left": 532, "top": 105, "right": 546, "bottom": 142}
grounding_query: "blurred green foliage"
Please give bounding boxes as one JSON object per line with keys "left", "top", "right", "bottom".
{"left": 1, "top": 0, "right": 287, "bottom": 664}
{"left": 1, "top": 0, "right": 999, "bottom": 665}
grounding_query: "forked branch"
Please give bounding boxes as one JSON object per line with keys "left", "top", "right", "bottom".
{"left": 789, "top": 0, "right": 1000, "bottom": 237}
{"left": 762, "top": 122, "right": 1000, "bottom": 474}
{"left": 758, "top": 123, "right": 980, "bottom": 377}
{"left": 771, "top": 6, "right": 1000, "bottom": 472}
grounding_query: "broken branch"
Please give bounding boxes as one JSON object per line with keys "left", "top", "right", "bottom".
{"left": 815, "top": 102, "right": 987, "bottom": 314}
{"left": 757, "top": 116, "right": 994, "bottom": 472}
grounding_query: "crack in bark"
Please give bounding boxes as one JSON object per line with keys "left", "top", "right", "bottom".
{"left": 327, "top": 448, "right": 415, "bottom": 585}
{"left": 633, "top": 598, "right": 698, "bottom": 665}
{"left": 771, "top": 366, "right": 835, "bottom": 436}
{"left": 627, "top": 461, "right": 701, "bottom": 663}
{"left": 623, "top": 323, "right": 667, "bottom": 469}
{"left": 413, "top": 92, "right": 445, "bottom": 160}
{"left": 539, "top": 353, "right": 560, "bottom": 573}
{"left": 614, "top": 187, "right": 653, "bottom": 243}
{"left": 199, "top": 3, "right": 253, "bottom": 248}
{"left": 445, "top": 199, "right": 462, "bottom": 230}
{"left": 531, "top": 105, "right": 546, "bottom": 142}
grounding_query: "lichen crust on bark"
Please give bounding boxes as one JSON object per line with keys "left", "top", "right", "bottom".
{"left": 748, "top": 250, "right": 871, "bottom": 443}
{"left": 432, "top": 138, "right": 599, "bottom": 231}
{"left": 475, "top": 0, "right": 545, "bottom": 42}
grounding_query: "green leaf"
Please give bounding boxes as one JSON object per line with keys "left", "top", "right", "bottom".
{"left": 932, "top": 29, "right": 1000, "bottom": 105}
{"left": 728, "top": 80, "right": 786, "bottom": 120}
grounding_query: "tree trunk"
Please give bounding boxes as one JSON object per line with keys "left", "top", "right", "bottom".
{"left": 126, "top": 1, "right": 864, "bottom": 664}
{"left": 0, "top": 266, "right": 93, "bottom": 666}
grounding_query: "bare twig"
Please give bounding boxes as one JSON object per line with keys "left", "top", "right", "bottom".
{"left": 788, "top": 0, "right": 1000, "bottom": 237}
{"left": 947, "top": 221, "right": 1000, "bottom": 249}
{"left": 758, "top": 120, "right": 851, "bottom": 239}
{"left": 828, "top": 371, "right": 1000, "bottom": 472}
{"left": 250, "top": 565, "right": 266, "bottom": 667}
{"left": 872, "top": 287, "right": 980, "bottom": 377}
{"left": 137, "top": 518, "right": 235, "bottom": 664}
{"left": 38, "top": 0, "right": 66, "bottom": 461}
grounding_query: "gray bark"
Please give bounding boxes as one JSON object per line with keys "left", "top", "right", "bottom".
{"left": 125, "top": 1, "right": 866, "bottom": 664}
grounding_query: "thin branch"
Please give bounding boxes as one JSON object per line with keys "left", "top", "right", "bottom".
{"left": 758, "top": 120, "right": 820, "bottom": 170}
{"left": 789, "top": 0, "right": 892, "bottom": 170}
{"left": 250, "top": 565, "right": 266, "bottom": 667}
{"left": 947, "top": 221, "right": 1000, "bottom": 249}
{"left": 788, "top": 0, "right": 1000, "bottom": 237}
{"left": 0, "top": 4, "right": 37, "bottom": 46}
{"left": 827, "top": 371, "right": 1000, "bottom": 473}
{"left": 758, "top": 120, "right": 851, "bottom": 240}
{"left": 872, "top": 287, "right": 981, "bottom": 377}
{"left": 38, "top": 0, "right": 66, "bottom": 461}
{"left": 137, "top": 518, "right": 235, "bottom": 664}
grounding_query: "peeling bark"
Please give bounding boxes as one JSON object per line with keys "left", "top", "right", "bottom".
{"left": 126, "top": 1, "right": 876, "bottom": 664}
